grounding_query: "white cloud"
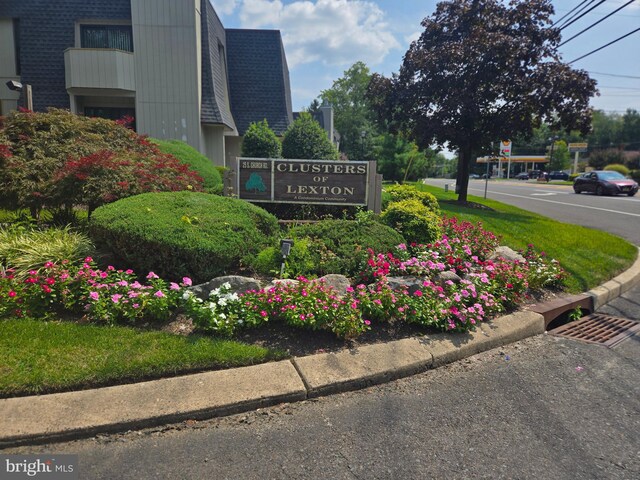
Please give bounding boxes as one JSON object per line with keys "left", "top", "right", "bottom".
{"left": 238, "top": 0, "right": 401, "bottom": 68}
{"left": 404, "top": 30, "right": 421, "bottom": 45}
{"left": 210, "top": 0, "right": 240, "bottom": 15}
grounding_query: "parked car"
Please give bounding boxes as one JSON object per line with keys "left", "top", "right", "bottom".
{"left": 528, "top": 170, "right": 544, "bottom": 179}
{"left": 573, "top": 171, "right": 638, "bottom": 196}
{"left": 548, "top": 171, "right": 569, "bottom": 181}
{"left": 469, "top": 173, "right": 480, "bottom": 179}
{"left": 515, "top": 172, "right": 529, "bottom": 180}
{"left": 536, "top": 172, "right": 549, "bottom": 182}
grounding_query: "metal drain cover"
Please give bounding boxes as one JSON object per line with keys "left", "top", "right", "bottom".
{"left": 550, "top": 313, "right": 640, "bottom": 347}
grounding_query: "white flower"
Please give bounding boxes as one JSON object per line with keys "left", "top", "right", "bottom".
{"left": 210, "top": 288, "right": 220, "bottom": 297}
{"left": 223, "top": 282, "right": 232, "bottom": 290}
{"left": 228, "top": 293, "right": 239, "bottom": 302}
{"left": 218, "top": 298, "right": 228, "bottom": 306}
{"left": 182, "top": 291, "right": 193, "bottom": 300}
{"left": 219, "top": 313, "right": 227, "bottom": 319}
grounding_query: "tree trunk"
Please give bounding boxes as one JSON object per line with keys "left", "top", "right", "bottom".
{"left": 456, "top": 144, "right": 472, "bottom": 203}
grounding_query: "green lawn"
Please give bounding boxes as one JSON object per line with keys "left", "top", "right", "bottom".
{"left": 0, "top": 318, "right": 286, "bottom": 398}
{"left": 415, "top": 183, "right": 637, "bottom": 292}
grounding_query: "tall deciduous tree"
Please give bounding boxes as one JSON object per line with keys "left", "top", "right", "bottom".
{"left": 368, "top": 0, "right": 596, "bottom": 202}
{"left": 320, "top": 61, "right": 377, "bottom": 160}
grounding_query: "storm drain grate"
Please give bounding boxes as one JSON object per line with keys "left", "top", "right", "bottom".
{"left": 551, "top": 314, "right": 640, "bottom": 347}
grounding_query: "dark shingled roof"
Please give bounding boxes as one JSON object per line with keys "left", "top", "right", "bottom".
{"left": 4, "top": 0, "right": 131, "bottom": 111}
{"left": 225, "top": 29, "right": 293, "bottom": 135}
{"left": 200, "top": 0, "right": 236, "bottom": 131}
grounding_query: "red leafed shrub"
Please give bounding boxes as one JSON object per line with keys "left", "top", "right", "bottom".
{"left": 54, "top": 150, "right": 203, "bottom": 217}
{"left": 0, "top": 108, "right": 204, "bottom": 218}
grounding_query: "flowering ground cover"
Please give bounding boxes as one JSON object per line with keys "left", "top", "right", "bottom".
{"left": 1, "top": 216, "right": 564, "bottom": 342}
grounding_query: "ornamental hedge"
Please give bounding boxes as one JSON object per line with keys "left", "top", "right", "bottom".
{"left": 264, "top": 219, "right": 406, "bottom": 277}
{"left": 380, "top": 199, "right": 442, "bottom": 244}
{"left": 89, "top": 192, "right": 279, "bottom": 283}
{"left": 151, "top": 139, "right": 223, "bottom": 194}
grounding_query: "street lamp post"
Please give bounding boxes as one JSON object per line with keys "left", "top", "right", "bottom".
{"left": 547, "top": 136, "right": 559, "bottom": 177}
{"left": 360, "top": 130, "right": 366, "bottom": 159}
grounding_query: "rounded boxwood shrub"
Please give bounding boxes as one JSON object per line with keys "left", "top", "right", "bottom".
{"left": 282, "top": 219, "right": 406, "bottom": 277}
{"left": 383, "top": 184, "right": 440, "bottom": 214}
{"left": 151, "top": 139, "right": 223, "bottom": 194}
{"left": 381, "top": 199, "right": 441, "bottom": 244}
{"left": 89, "top": 192, "right": 278, "bottom": 283}
{"left": 603, "top": 163, "right": 630, "bottom": 177}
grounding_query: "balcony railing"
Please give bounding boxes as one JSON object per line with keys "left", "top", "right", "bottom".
{"left": 64, "top": 48, "right": 135, "bottom": 91}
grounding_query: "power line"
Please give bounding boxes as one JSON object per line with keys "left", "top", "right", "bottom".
{"left": 559, "top": 0, "right": 607, "bottom": 31}
{"left": 554, "top": 0, "right": 592, "bottom": 27}
{"left": 556, "top": 0, "right": 600, "bottom": 29}
{"left": 559, "top": 0, "right": 637, "bottom": 46}
{"left": 588, "top": 71, "right": 640, "bottom": 79}
{"left": 568, "top": 27, "right": 640, "bottom": 64}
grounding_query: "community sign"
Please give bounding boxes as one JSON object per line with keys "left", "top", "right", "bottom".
{"left": 237, "top": 158, "right": 371, "bottom": 207}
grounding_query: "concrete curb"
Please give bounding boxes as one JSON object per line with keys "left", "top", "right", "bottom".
{"left": 586, "top": 247, "right": 640, "bottom": 310}
{"left": 0, "top": 312, "right": 543, "bottom": 448}
{"left": 1, "top": 250, "right": 638, "bottom": 448}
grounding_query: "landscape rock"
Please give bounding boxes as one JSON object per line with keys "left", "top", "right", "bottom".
{"left": 489, "top": 246, "right": 526, "bottom": 263}
{"left": 264, "top": 278, "right": 300, "bottom": 291}
{"left": 434, "top": 271, "right": 462, "bottom": 285}
{"left": 315, "top": 274, "right": 351, "bottom": 295}
{"left": 189, "top": 275, "right": 261, "bottom": 300}
{"left": 385, "top": 276, "right": 425, "bottom": 295}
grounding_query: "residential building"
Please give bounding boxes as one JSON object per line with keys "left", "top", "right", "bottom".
{"left": 0, "top": 0, "right": 294, "bottom": 167}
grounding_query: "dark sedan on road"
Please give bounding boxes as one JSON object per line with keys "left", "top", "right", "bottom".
{"left": 515, "top": 172, "right": 529, "bottom": 180}
{"left": 548, "top": 171, "right": 569, "bottom": 181}
{"left": 573, "top": 171, "right": 638, "bottom": 196}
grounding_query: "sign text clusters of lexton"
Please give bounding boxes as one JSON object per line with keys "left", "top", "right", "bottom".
{"left": 238, "top": 158, "right": 371, "bottom": 206}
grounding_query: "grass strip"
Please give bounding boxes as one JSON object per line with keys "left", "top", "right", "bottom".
{"left": 415, "top": 183, "right": 637, "bottom": 292}
{"left": 0, "top": 318, "right": 287, "bottom": 398}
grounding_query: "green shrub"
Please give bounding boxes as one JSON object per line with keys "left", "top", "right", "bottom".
{"left": 241, "top": 119, "right": 282, "bottom": 159}
{"left": 603, "top": 163, "right": 630, "bottom": 176}
{"left": 252, "top": 238, "right": 319, "bottom": 277}
{"left": 630, "top": 170, "right": 640, "bottom": 182}
{"left": 569, "top": 173, "right": 580, "bottom": 181}
{"left": 152, "top": 139, "right": 223, "bottom": 194}
{"left": 0, "top": 225, "right": 94, "bottom": 277}
{"left": 283, "top": 219, "right": 405, "bottom": 277}
{"left": 588, "top": 149, "right": 625, "bottom": 170}
{"left": 381, "top": 199, "right": 441, "bottom": 244}
{"left": 383, "top": 184, "right": 440, "bottom": 213}
{"left": 282, "top": 112, "right": 339, "bottom": 160}
{"left": 89, "top": 192, "right": 279, "bottom": 283}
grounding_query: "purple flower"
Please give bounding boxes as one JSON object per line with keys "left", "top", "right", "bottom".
{"left": 169, "top": 282, "right": 180, "bottom": 291}
{"left": 154, "top": 290, "right": 165, "bottom": 298}
{"left": 182, "top": 277, "right": 192, "bottom": 286}
{"left": 111, "top": 294, "right": 122, "bottom": 303}
{"left": 89, "top": 291, "right": 99, "bottom": 301}
{"left": 147, "top": 272, "right": 159, "bottom": 279}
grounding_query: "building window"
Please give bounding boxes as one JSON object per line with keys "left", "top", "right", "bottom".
{"left": 80, "top": 25, "right": 133, "bottom": 52}
{"left": 84, "top": 107, "right": 136, "bottom": 130}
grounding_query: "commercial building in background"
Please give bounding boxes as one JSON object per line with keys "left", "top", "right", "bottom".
{"left": 0, "top": 0, "right": 296, "bottom": 167}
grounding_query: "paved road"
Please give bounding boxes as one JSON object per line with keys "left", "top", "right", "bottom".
{"left": 7, "top": 333, "right": 639, "bottom": 479}
{"left": 426, "top": 178, "right": 640, "bottom": 245}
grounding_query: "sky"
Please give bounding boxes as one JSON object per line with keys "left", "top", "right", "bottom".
{"left": 211, "top": 0, "right": 640, "bottom": 116}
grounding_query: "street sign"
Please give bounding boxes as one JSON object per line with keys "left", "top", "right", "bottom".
{"left": 568, "top": 142, "right": 588, "bottom": 153}
{"left": 499, "top": 140, "right": 512, "bottom": 155}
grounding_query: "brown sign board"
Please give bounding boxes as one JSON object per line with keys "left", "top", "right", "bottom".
{"left": 568, "top": 142, "right": 588, "bottom": 153}
{"left": 237, "top": 158, "right": 371, "bottom": 207}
